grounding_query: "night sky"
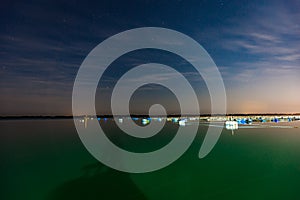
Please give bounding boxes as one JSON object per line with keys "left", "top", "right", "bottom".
{"left": 1, "top": 0, "right": 300, "bottom": 115}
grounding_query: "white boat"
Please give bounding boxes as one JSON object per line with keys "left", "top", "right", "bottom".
{"left": 225, "top": 121, "right": 238, "bottom": 130}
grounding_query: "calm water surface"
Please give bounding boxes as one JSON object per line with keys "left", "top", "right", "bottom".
{"left": 1, "top": 119, "right": 300, "bottom": 200}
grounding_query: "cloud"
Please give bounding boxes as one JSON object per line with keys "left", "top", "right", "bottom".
{"left": 221, "top": 2, "right": 300, "bottom": 54}
{"left": 220, "top": 1, "right": 300, "bottom": 73}
{"left": 215, "top": 2, "right": 300, "bottom": 113}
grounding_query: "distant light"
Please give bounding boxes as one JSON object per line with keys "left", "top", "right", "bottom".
{"left": 172, "top": 118, "right": 179, "bottom": 123}
{"left": 179, "top": 119, "right": 186, "bottom": 126}
{"left": 142, "top": 118, "right": 150, "bottom": 125}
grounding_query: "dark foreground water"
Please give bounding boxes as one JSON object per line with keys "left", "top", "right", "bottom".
{"left": 1, "top": 119, "right": 300, "bottom": 200}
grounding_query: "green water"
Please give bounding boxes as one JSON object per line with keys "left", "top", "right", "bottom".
{"left": 1, "top": 119, "right": 300, "bottom": 199}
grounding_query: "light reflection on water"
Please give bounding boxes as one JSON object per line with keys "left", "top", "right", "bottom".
{"left": 1, "top": 119, "right": 300, "bottom": 200}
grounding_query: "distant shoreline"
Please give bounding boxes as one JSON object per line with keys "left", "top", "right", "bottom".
{"left": 1, "top": 113, "right": 300, "bottom": 120}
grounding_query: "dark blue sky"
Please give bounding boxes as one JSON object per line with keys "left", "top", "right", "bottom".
{"left": 1, "top": 0, "right": 300, "bottom": 115}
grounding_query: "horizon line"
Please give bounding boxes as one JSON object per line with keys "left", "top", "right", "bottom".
{"left": 1, "top": 112, "right": 300, "bottom": 119}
